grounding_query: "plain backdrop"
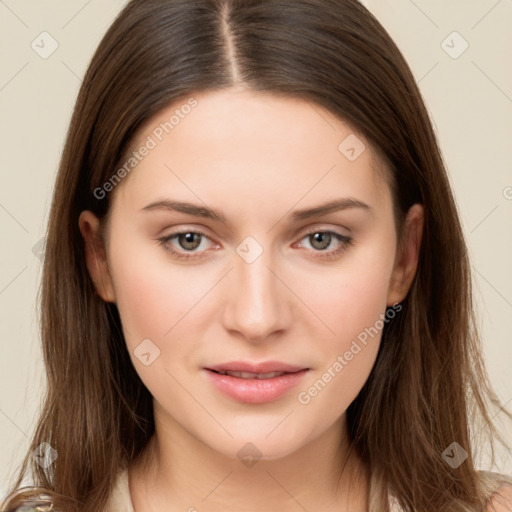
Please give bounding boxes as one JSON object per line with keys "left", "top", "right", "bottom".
{"left": 1, "top": 0, "right": 511, "bottom": 498}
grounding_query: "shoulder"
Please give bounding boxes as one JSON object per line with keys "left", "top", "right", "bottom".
{"left": 484, "top": 482, "right": 512, "bottom": 512}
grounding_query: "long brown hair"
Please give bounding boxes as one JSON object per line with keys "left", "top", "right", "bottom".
{"left": 2, "top": 1, "right": 511, "bottom": 511}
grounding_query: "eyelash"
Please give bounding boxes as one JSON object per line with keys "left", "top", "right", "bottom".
{"left": 157, "top": 228, "right": 353, "bottom": 261}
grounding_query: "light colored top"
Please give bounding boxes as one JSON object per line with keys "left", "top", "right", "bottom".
{"left": 106, "top": 469, "right": 135, "bottom": 512}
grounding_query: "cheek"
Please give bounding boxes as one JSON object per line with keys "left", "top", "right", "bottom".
{"left": 294, "top": 238, "right": 396, "bottom": 411}
{"left": 107, "top": 240, "right": 221, "bottom": 398}
{"left": 107, "top": 235, "right": 211, "bottom": 354}
{"left": 304, "top": 237, "right": 396, "bottom": 344}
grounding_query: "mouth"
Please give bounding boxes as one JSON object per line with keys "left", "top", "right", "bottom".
{"left": 207, "top": 369, "right": 297, "bottom": 379}
{"left": 203, "top": 362, "right": 310, "bottom": 403}
{"left": 205, "top": 360, "right": 308, "bottom": 375}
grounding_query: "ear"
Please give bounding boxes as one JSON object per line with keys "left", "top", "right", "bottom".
{"left": 78, "top": 210, "right": 116, "bottom": 303}
{"left": 386, "top": 203, "right": 424, "bottom": 306}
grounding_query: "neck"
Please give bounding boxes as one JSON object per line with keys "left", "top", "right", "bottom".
{"left": 129, "top": 405, "right": 369, "bottom": 512}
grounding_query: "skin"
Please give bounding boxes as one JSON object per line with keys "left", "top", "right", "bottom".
{"left": 79, "top": 86, "right": 424, "bottom": 512}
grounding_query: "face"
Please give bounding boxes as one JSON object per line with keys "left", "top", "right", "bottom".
{"left": 80, "top": 87, "right": 423, "bottom": 462}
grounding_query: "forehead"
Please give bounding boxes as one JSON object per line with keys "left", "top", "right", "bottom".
{"left": 129, "top": 88, "right": 371, "bottom": 162}
{"left": 112, "top": 88, "right": 391, "bottom": 216}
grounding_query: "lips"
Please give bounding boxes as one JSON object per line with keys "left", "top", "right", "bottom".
{"left": 205, "top": 361, "right": 307, "bottom": 375}
{"left": 211, "top": 370, "right": 287, "bottom": 380}
{"left": 203, "top": 361, "right": 310, "bottom": 403}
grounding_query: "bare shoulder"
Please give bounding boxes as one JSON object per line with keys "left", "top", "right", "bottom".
{"left": 485, "top": 483, "right": 512, "bottom": 512}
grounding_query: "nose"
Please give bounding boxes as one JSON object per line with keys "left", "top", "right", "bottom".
{"left": 221, "top": 245, "right": 291, "bottom": 342}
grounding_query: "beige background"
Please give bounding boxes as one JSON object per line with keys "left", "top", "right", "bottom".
{"left": 0, "top": 0, "right": 511, "bottom": 497}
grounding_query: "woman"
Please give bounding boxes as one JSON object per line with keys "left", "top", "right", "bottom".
{"left": 2, "top": 0, "right": 511, "bottom": 511}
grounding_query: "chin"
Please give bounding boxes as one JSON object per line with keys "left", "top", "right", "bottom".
{"left": 200, "top": 428, "right": 309, "bottom": 464}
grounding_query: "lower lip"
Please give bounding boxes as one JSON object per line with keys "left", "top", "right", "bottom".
{"left": 204, "top": 369, "right": 309, "bottom": 404}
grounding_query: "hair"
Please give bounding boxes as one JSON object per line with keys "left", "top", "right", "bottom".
{"left": 2, "top": 0, "right": 511, "bottom": 511}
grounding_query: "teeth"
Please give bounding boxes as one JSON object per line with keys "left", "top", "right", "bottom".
{"left": 218, "top": 370, "right": 286, "bottom": 379}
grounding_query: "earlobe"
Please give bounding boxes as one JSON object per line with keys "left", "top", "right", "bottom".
{"left": 78, "top": 210, "right": 116, "bottom": 303}
{"left": 386, "top": 203, "right": 424, "bottom": 306}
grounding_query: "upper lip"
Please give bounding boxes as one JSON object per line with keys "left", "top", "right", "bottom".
{"left": 205, "top": 361, "right": 308, "bottom": 374}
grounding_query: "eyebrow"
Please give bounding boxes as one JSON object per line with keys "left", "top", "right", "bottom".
{"left": 290, "top": 197, "right": 372, "bottom": 221}
{"left": 140, "top": 197, "right": 372, "bottom": 225}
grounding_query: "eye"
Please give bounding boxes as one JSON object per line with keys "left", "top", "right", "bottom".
{"left": 157, "top": 228, "right": 353, "bottom": 261}
{"left": 157, "top": 230, "right": 217, "bottom": 260}
{"left": 295, "top": 229, "right": 353, "bottom": 259}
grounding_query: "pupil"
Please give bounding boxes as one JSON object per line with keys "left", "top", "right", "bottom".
{"left": 180, "top": 233, "right": 200, "bottom": 250}
{"left": 311, "top": 232, "right": 330, "bottom": 250}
